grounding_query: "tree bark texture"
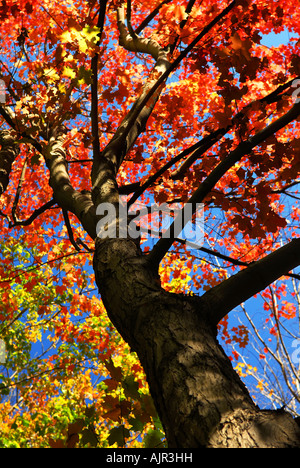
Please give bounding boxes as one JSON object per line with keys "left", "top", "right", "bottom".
{"left": 93, "top": 237, "right": 300, "bottom": 448}
{"left": 0, "top": 130, "right": 20, "bottom": 196}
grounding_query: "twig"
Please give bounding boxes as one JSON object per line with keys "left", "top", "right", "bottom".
{"left": 126, "top": 0, "right": 137, "bottom": 39}
{"left": 9, "top": 198, "right": 57, "bottom": 227}
{"left": 62, "top": 208, "right": 81, "bottom": 251}
{"left": 135, "top": 0, "right": 172, "bottom": 35}
{"left": 12, "top": 157, "right": 27, "bottom": 223}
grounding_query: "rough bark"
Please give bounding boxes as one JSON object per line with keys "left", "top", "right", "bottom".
{"left": 93, "top": 237, "right": 300, "bottom": 448}
{"left": 45, "top": 127, "right": 96, "bottom": 239}
{"left": 0, "top": 130, "right": 20, "bottom": 196}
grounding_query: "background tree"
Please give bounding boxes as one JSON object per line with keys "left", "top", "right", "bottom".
{"left": 0, "top": 0, "right": 300, "bottom": 448}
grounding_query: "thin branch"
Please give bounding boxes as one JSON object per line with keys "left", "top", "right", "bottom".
{"left": 0, "top": 306, "right": 29, "bottom": 335}
{"left": 76, "top": 238, "right": 95, "bottom": 253}
{"left": 152, "top": 230, "right": 300, "bottom": 281}
{"left": 91, "top": 0, "right": 108, "bottom": 163}
{"left": 62, "top": 208, "right": 81, "bottom": 251}
{"left": 11, "top": 157, "right": 27, "bottom": 223}
{"left": 272, "top": 180, "right": 300, "bottom": 194}
{"left": 0, "top": 251, "right": 87, "bottom": 286}
{"left": 135, "top": 0, "right": 172, "bottom": 35}
{"left": 117, "top": 4, "right": 168, "bottom": 61}
{"left": 0, "top": 105, "right": 44, "bottom": 153}
{"left": 170, "top": 75, "right": 300, "bottom": 180}
{"left": 147, "top": 100, "right": 300, "bottom": 268}
{"left": 9, "top": 198, "right": 57, "bottom": 227}
{"left": 128, "top": 75, "right": 300, "bottom": 205}
{"left": 269, "top": 286, "right": 300, "bottom": 388}
{"left": 129, "top": 11, "right": 297, "bottom": 205}
{"left": 240, "top": 303, "right": 300, "bottom": 409}
{"left": 121, "top": 0, "right": 238, "bottom": 136}
{"left": 278, "top": 191, "right": 300, "bottom": 201}
{"left": 128, "top": 131, "right": 223, "bottom": 207}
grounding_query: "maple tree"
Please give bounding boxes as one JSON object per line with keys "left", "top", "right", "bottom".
{"left": 0, "top": 0, "right": 300, "bottom": 448}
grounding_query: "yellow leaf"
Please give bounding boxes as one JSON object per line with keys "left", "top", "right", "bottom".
{"left": 44, "top": 68, "right": 60, "bottom": 83}
{"left": 60, "top": 30, "right": 73, "bottom": 44}
{"left": 62, "top": 67, "right": 76, "bottom": 79}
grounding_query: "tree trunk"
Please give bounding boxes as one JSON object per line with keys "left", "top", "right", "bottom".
{"left": 93, "top": 237, "right": 300, "bottom": 448}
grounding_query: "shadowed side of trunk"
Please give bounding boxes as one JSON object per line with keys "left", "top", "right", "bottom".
{"left": 93, "top": 237, "right": 300, "bottom": 448}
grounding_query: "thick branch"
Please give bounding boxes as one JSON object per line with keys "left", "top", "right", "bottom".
{"left": 115, "top": 0, "right": 237, "bottom": 149}
{"left": 92, "top": 0, "right": 236, "bottom": 207}
{"left": 117, "top": 5, "right": 167, "bottom": 61}
{"left": 45, "top": 127, "right": 96, "bottom": 239}
{"left": 91, "top": 7, "right": 170, "bottom": 206}
{"left": 0, "top": 130, "right": 20, "bottom": 196}
{"left": 201, "top": 238, "right": 300, "bottom": 326}
{"left": 147, "top": 100, "right": 300, "bottom": 267}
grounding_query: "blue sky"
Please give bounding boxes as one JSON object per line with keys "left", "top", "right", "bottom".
{"left": 261, "top": 30, "right": 292, "bottom": 47}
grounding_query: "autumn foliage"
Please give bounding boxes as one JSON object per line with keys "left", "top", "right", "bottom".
{"left": 0, "top": 0, "right": 300, "bottom": 448}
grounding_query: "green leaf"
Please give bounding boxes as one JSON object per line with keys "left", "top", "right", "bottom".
{"left": 81, "top": 428, "right": 98, "bottom": 447}
{"left": 143, "top": 428, "right": 165, "bottom": 448}
{"left": 85, "top": 404, "right": 96, "bottom": 419}
{"left": 77, "top": 66, "right": 93, "bottom": 85}
{"left": 122, "top": 375, "right": 140, "bottom": 400}
{"left": 128, "top": 416, "right": 144, "bottom": 432}
{"left": 107, "top": 425, "right": 130, "bottom": 447}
